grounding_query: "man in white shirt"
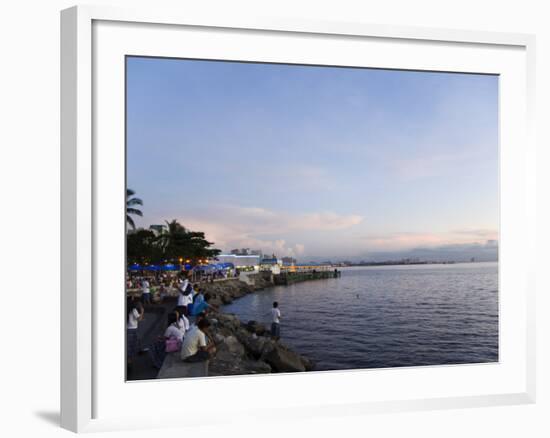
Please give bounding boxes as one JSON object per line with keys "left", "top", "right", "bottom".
{"left": 176, "top": 278, "right": 193, "bottom": 308}
{"left": 270, "top": 301, "right": 281, "bottom": 340}
{"left": 180, "top": 319, "right": 216, "bottom": 362}
{"left": 141, "top": 279, "right": 151, "bottom": 305}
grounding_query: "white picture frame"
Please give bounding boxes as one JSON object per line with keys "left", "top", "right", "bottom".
{"left": 60, "top": 4, "right": 536, "bottom": 433}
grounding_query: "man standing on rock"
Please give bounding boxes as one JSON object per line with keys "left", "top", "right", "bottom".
{"left": 271, "top": 301, "right": 281, "bottom": 340}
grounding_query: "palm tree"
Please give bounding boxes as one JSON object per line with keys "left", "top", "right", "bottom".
{"left": 156, "top": 219, "right": 220, "bottom": 262}
{"left": 126, "top": 188, "right": 143, "bottom": 230}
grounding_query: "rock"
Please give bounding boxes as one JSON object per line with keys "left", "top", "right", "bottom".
{"left": 263, "top": 344, "right": 306, "bottom": 372}
{"left": 216, "top": 313, "right": 241, "bottom": 331}
{"left": 242, "top": 360, "right": 272, "bottom": 374}
{"left": 208, "top": 358, "right": 245, "bottom": 375}
{"left": 223, "top": 335, "right": 245, "bottom": 356}
{"left": 213, "top": 333, "right": 225, "bottom": 344}
{"left": 221, "top": 295, "right": 233, "bottom": 304}
{"left": 234, "top": 327, "right": 252, "bottom": 342}
{"left": 246, "top": 320, "right": 267, "bottom": 336}
{"left": 210, "top": 335, "right": 246, "bottom": 366}
{"left": 300, "top": 356, "right": 315, "bottom": 371}
{"left": 241, "top": 335, "right": 270, "bottom": 359}
{"left": 209, "top": 358, "right": 271, "bottom": 376}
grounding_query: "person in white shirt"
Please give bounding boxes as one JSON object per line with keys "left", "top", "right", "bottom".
{"left": 180, "top": 319, "right": 216, "bottom": 362}
{"left": 175, "top": 309, "right": 190, "bottom": 332}
{"left": 176, "top": 277, "right": 193, "bottom": 309}
{"left": 127, "top": 297, "right": 144, "bottom": 364}
{"left": 270, "top": 301, "right": 281, "bottom": 340}
{"left": 141, "top": 278, "right": 151, "bottom": 305}
{"left": 164, "top": 312, "right": 185, "bottom": 342}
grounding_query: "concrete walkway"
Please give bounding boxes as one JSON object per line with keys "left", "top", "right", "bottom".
{"left": 127, "top": 299, "right": 174, "bottom": 381}
{"left": 157, "top": 353, "right": 208, "bottom": 378}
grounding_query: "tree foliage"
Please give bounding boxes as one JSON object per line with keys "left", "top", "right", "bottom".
{"left": 126, "top": 189, "right": 143, "bottom": 230}
{"left": 126, "top": 229, "right": 160, "bottom": 265}
{"left": 126, "top": 219, "right": 221, "bottom": 265}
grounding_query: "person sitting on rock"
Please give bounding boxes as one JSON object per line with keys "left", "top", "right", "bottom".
{"left": 181, "top": 318, "right": 216, "bottom": 362}
{"left": 174, "top": 308, "right": 189, "bottom": 333}
{"left": 193, "top": 286, "right": 205, "bottom": 306}
{"left": 164, "top": 312, "right": 185, "bottom": 342}
{"left": 190, "top": 292, "right": 218, "bottom": 316}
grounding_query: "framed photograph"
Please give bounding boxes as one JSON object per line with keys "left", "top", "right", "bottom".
{"left": 61, "top": 5, "right": 536, "bottom": 432}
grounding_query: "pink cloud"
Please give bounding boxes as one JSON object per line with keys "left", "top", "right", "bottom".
{"left": 361, "top": 229, "right": 498, "bottom": 251}
{"left": 159, "top": 205, "right": 364, "bottom": 255}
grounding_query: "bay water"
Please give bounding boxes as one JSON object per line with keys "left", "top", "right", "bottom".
{"left": 223, "top": 262, "right": 498, "bottom": 370}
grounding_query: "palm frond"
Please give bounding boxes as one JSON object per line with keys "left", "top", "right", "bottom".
{"left": 127, "top": 208, "right": 143, "bottom": 216}
{"left": 127, "top": 215, "right": 136, "bottom": 230}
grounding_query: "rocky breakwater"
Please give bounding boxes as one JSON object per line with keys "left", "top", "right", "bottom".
{"left": 157, "top": 278, "right": 314, "bottom": 378}
{"left": 158, "top": 278, "right": 314, "bottom": 378}
{"left": 207, "top": 312, "right": 314, "bottom": 376}
{"left": 197, "top": 275, "right": 274, "bottom": 306}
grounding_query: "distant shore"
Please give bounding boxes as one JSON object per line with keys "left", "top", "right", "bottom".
{"left": 330, "top": 260, "right": 497, "bottom": 268}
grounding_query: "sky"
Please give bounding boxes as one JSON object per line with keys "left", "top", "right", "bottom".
{"left": 126, "top": 57, "right": 499, "bottom": 262}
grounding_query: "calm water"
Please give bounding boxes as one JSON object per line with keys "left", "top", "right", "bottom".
{"left": 223, "top": 262, "right": 498, "bottom": 370}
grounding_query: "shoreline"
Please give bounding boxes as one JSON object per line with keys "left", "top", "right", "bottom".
{"left": 173, "top": 277, "right": 315, "bottom": 376}
{"left": 130, "top": 274, "right": 324, "bottom": 379}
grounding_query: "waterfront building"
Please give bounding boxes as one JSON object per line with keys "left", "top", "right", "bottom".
{"left": 149, "top": 224, "right": 167, "bottom": 235}
{"left": 230, "top": 248, "right": 262, "bottom": 256}
{"left": 281, "top": 256, "right": 296, "bottom": 266}
{"left": 260, "top": 256, "right": 283, "bottom": 274}
{"left": 216, "top": 254, "right": 261, "bottom": 270}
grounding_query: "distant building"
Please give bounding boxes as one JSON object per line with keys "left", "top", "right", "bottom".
{"left": 149, "top": 224, "right": 167, "bottom": 235}
{"left": 260, "top": 257, "right": 281, "bottom": 274}
{"left": 281, "top": 256, "right": 296, "bottom": 266}
{"left": 230, "top": 248, "right": 262, "bottom": 256}
{"left": 216, "top": 254, "right": 261, "bottom": 269}
{"left": 260, "top": 257, "right": 278, "bottom": 265}
{"left": 259, "top": 255, "right": 283, "bottom": 274}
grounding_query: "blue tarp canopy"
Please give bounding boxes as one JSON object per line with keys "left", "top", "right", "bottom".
{"left": 193, "top": 262, "right": 234, "bottom": 272}
{"left": 129, "top": 262, "right": 234, "bottom": 272}
{"left": 192, "top": 264, "right": 215, "bottom": 272}
{"left": 128, "top": 263, "right": 180, "bottom": 272}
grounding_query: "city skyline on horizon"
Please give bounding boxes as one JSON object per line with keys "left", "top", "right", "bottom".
{"left": 127, "top": 57, "right": 499, "bottom": 262}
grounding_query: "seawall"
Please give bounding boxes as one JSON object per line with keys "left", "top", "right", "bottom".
{"left": 156, "top": 277, "right": 316, "bottom": 378}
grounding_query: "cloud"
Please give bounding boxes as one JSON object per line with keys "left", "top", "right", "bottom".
{"left": 452, "top": 228, "right": 498, "bottom": 239}
{"left": 363, "top": 239, "right": 499, "bottom": 263}
{"left": 360, "top": 229, "right": 498, "bottom": 252}
{"left": 160, "top": 205, "right": 364, "bottom": 256}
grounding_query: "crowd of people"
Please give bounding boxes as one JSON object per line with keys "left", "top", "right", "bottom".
{"left": 126, "top": 272, "right": 220, "bottom": 371}
{"left": 126, "top": 266, "right": 240, "bottom": 306}
{"left": 126, "top": 270, "right": 286, "bottom": 377}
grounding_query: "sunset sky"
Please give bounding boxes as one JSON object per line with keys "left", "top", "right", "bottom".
{"left": 126, "top": 57, "right": 498, "bottom": 261}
